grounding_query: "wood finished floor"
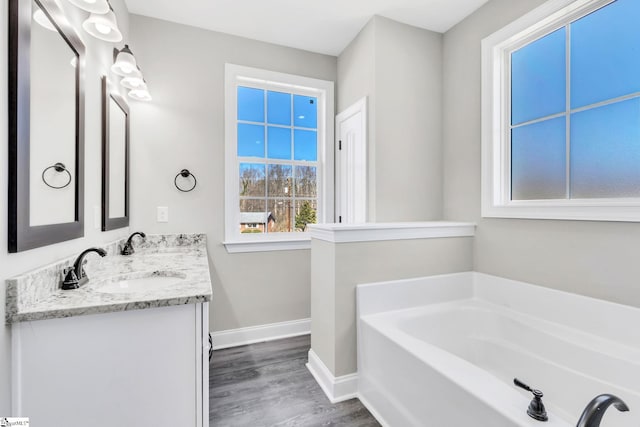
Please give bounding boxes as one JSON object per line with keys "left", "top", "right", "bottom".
{"left": 210, "top": 335, "right": 380, "bottom": 427}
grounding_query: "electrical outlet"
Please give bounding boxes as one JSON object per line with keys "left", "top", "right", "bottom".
{"left": 157, "top": 206, "right": 169, "bottom": 223}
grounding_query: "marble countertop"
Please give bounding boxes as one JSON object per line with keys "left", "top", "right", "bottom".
{"left": 6, "top": 234, "right": 212, "bottom": 323}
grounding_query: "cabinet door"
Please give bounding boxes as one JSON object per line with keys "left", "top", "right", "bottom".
{"left": 12, "top": 304, "right": 206, "bottom": 427}
{"left": 196, "top": 302, "right": 210, "bottom": 427}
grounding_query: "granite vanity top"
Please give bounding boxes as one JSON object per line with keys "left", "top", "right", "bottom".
{"left": 6, "top": 234, "right": 212, "bottom": 323}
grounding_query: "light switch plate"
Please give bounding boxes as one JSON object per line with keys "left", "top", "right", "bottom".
{"left": 157, "top": 206, "right": 169, "bottom": 223}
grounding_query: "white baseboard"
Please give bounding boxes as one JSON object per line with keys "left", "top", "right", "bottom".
{"left": 306, "top": 349, "right": 358, "bottom": 403}
{"left": 358, "top": 393, "right": 391, "bottom": 427}
{"left": 211, "top": 318, "right": 310, "bottom": 350}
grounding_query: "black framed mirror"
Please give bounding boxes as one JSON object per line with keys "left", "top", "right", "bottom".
{"left": 8, "top": 0, "right": 85, "bottom": 252}
{"left": 101, "top": 76, "right": 130, "bottom": 231}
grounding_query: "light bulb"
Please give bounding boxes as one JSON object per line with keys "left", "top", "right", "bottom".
{"left": 95, "top": 23, "right": 111, "bottom": 34}
{"left": 111, "top": 45, "right": 138, "bottom": 76}
{"left": 82, "top": 10, "right": 122, "bottom": 42}
{"left": 129, "top": 88, "right": 152, "bottom": 102}
{"left": 121, "top": 76, "right": 145, "bottom": 90}
{"left": 68, "top": 0, "right": 109, "bottom": 14}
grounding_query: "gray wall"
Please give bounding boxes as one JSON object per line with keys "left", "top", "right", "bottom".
{"left": 443, "top": 0, "right": 640, "bottom": 307}
{"left": 127, "top": 15, "right": 337, "bottom": 332}
{"left": 337, "top": 20, "right": 377, "bottom": 218}
{"left": 0, "top": 0, "right": 131, "bottom": 414}
{"left": 311, "top": 236, "right": 474, "bottom": 376}
{"left": 374, "top": 17, "right": 443, "bottom": 222}
{"left": 337, "top": 16, "right": 443, "bottom": 222}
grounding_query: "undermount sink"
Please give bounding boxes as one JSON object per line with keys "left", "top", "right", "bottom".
{"left": 98, "top": 273, "right": 186, "bottom": 294}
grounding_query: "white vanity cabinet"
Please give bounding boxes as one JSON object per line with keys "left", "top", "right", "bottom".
{"left": 11, "top": 303, "right": 209, "bottom": 427}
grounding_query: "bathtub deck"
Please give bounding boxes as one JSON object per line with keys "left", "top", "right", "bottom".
{"left": 210, "top": 335, "right": 380, "bottom": 426}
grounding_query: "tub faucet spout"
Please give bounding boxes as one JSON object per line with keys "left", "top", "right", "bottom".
{"left": 576, "top": 394, "right": 629, "bottom": 427}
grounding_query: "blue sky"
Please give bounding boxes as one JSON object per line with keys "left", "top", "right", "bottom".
{"left": 237, "top": 87, "right": 317, "bottom": 162}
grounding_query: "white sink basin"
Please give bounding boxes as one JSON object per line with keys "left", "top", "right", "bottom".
{"left": 98, "top": 274, "right": 185, "bottom": 294}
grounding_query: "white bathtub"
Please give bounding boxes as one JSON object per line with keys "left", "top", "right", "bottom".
{"left": 357, "top": 272, "right": 640, "bottom": 427}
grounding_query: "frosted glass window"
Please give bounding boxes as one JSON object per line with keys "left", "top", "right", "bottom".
{"left": 294, "top": 95, "right": 317, "bottom": 128}
{"left": 237, "top": 124, "right": 264, "bottom": 157}
{"left": 571, "top": 98, "right": 640, "bottom": 198}
{"left": 267, "top": 91, "right": 291, "bottom": 125}
{"left": 511, "top": 117, "right": 566, "bottom": 200}
{"left": 237, "top": 87, "right": 264, "bottom": 123}
{"left": 571, "top": 0, "right": 640, "bottom": 109}
{"left": 511, "top": 28, "right": 566, "bottom": 125}
{"left": 294, "top": 130, "right": 317, "bottom": 161}
{"left": 267, "top": 127, "right": 291, "bottom": 160}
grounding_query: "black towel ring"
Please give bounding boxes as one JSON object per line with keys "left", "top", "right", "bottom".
{"left": 174, "top": 169, "right": 197, "bottom": 192}
{"left": 42, "top": 162, "right": 72, "bottom": 189}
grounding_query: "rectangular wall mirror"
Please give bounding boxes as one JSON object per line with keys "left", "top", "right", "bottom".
{"left": 101, "top": 77, "right": 130, "bottom": 231}
{"left": 8, "top": 0, "right": 85, "bottom": 252}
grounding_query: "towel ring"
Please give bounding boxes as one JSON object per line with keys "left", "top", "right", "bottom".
{"left": 174, "top": 169, "right": 197, "bottom": 192}
{"left": 42, "top": 162, "right": 72, "bottom": 189}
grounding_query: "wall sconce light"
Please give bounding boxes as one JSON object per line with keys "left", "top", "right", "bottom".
{"left": 111, "top": 45, "right": 138, "bottom": 76}
{"left": 67, "top": 0, "right": 110, "bottom": 14}
{"left": 82, "top": 4, "right": 122, "bottom": 42}
{"left": 121, "top": 73, "right": 145, "bottom": 90}
{"left": 125, "top": 80, "right": 147, "bottom": 92}
{"left": 128, "top": 88, "right": 152, "bottom": 102}
{"left": 112, "top": 45, "right": 153, "bottom": 101}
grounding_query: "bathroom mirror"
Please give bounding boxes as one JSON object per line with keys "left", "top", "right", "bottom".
{"left": 8, "top": 0, "right": 85, "bottom": 252}
{"left": 101, "top": 77, "right": 130, "bottom": 231}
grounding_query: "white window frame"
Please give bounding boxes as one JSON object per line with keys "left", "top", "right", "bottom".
{"left": 224, "top": 64, "right": 334, "bottom": 253}
{"left": 481, "top": 0, "right": 640, "bottom": 222}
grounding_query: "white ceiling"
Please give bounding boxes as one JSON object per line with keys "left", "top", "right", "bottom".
{"left": 124, "top": 0, "right": 489, "bottom": 56}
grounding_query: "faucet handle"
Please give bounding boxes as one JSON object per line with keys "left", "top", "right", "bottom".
{"left": 61, "top": 267, "right": 80, "bottom": 290}
{"left": 514, "top": 378, "right": 539, "bottom": 394}
{"left": 514, "top": 378, "right": 548, "bottom": 422}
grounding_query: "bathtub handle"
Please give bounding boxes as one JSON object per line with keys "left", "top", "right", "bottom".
{"left": 514, "top": 378, "right": 536, "bottom": 393}
{"left": 514, "top": 378, "right": 548, "bottom": 422}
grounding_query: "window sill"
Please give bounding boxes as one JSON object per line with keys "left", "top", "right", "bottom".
{"left": 482, "top": 202, "right": 640, "bottom": 222}
{"left": 224, "top": 237, "right": 311, "bottom": 253}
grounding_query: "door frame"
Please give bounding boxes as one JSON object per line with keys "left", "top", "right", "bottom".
{"left": 335, "top": 96, "right": 368, "bottom": 223}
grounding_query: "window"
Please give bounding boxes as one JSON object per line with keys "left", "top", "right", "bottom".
{"left": 237, "top": 88, "right": 318, "bottom": 233}
{"left": 482, "top": 0, "right": 640, "bottom": 221}
{"left": 225, "top": 64, "right": 334, "bottom": 252}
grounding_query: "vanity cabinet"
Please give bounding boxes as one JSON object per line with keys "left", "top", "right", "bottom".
{"left": 11, "top": 303, "right": 209, "bottom": 427}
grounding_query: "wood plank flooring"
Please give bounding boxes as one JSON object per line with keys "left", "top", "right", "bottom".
{"left": 210, "top": 335, "right": 380, "bottom": 426}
